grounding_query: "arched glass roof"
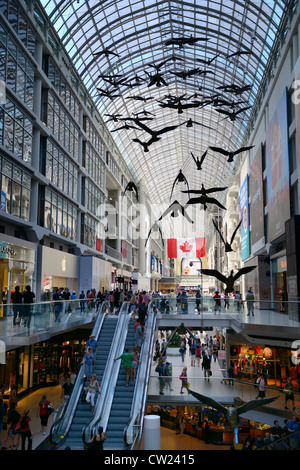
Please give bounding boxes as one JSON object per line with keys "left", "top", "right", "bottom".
{"left": 40, "top": 0, "right": 292, "bottom": 215}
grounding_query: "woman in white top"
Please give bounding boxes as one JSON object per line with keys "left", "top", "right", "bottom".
{"left": 86, "top": 374, "right": 101, "bottom": 412}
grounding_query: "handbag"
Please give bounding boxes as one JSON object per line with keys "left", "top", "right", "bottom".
{"left": 47, "top": 403, "right": 54, "bottom": 415}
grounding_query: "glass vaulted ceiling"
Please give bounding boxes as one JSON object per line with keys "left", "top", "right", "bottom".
{"left": 41, "top": 0, "right": 291, "bottom": 213}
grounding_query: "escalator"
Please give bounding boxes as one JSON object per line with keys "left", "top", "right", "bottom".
{"left": 82, "top": 304, "right": 157, "bottom": 450}
{"left": 104, "top": 318, "right": 136, "bottom": 449}
{"left": 60, "top": 316, "right": 119, "bottom": 450}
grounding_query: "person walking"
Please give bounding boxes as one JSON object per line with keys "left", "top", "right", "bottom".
{"left": 246, "top": 288, "right": 255, "bottom": 316}
{"left": 179, "top": 343, "right": 186, "bottom": 362}
{"left": 62, "top": 377, "right": 74, "bottom": 403}
{"left": 213, "top": 290, "right": 221, "bottom": 314}
{"left": 2, "top": 402, "right": 21, "bottom": 450}
{"left": 202, "top": 354, "right": 211, "bottom": 381}
{"left": 256, "top": 373, "right": 266, "bottom": 398}
{"left": 179, "top": 367, "right": 188, "bottom": 394}
{"left": 20, "top": 409, "right": 33, "bottom": 451}
{"left": 284, "top": 377, "right": 296, "bottom": 411}
{"left": 227, "top": 362, "right": 234, "bottom": 385}
{"left": 11, "top": 286, "right": 23, "bottom": 326}
{"left": 179, "top": 417, "right": 186, "bottom": 437}
{"left": 85, "top": 374, "right": 101, "bottom": 413}
{"left": 195, "top": 345, "right": 202, "bottom": 367}
{"left": 190, "top": 343, "right": 196, "bottom": 367}
{"left": 36, "top": 395, "right": 52, "bottom": 435}
{"left": 22, "top": 285, "right": 35, "bottom": 328}
{"left": 114, "top": 347, "right": 141, "bottom": 387}
{"left": 53, "top": 288, "right": 63, "bottom": 323}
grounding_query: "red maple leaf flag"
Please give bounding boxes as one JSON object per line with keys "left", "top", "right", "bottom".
{"left": 167, "top": 238, "right": 205, "bottom": 258}
{"left": 179, "top": 241, "right": 193, "bottom": 253}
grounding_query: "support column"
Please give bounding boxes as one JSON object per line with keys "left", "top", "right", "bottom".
{"left": 144, "top": 415, "right": 160, "bottom": 450}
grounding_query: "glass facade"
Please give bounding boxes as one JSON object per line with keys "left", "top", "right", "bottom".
{"left": 0, "top": 96, "right": 32, "bottom": 162}
{"left": 44, "top": 139, "right": 78, "bottom": 200}
{"left": 43, "top": 187, "right": 77, "bottom": 241}
{"left": 0, "top": 22, "right": 34, "bottom": 109}
{"left": 0, "top": 154, "right": 31, "bottom": 220}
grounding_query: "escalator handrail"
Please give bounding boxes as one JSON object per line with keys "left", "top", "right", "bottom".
{"left": 124, "top": 301, "right": 157, "bottom": 447}
{"left": 49, "top": 301, "right": 109, "bottom": 445}
{"left": 82, "top": 302, "right": 131, "bottom": 445}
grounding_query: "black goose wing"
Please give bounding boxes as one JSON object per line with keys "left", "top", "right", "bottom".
{"left": 201, "top": 269, "right": 227, "bottom": 284}
{"left": 237, "top": 396, "right": 280, "bottom": 416}
{"left": 230, "top": 220, "right": 242, "bottom": 244}
{"left": 232, "top": 266, "right": 256, "bottom": 281}
{"left": 213, "top": 219, "right": 226, "bottom": 245}
{"left": 188, "top": 390, "right": 228, "bottom": 415}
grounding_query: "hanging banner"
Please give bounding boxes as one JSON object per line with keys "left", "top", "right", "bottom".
{"left": 167, "top": 237, "right": 205, "bottom": 258}
{"left": 240, "top": 175, "right": 250, "bottom": 261}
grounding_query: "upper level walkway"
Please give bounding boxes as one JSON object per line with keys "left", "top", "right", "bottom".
{"left": 0, "top": 296, "right": 299, "bottom": 350}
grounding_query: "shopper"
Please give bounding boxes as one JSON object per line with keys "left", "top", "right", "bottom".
{"left": 179, "top": 367, "right": 188, "bottom": 394}
{"left": 53, "top": 288, "right": 63, "bottom": 323}
{"left": 179, "top": 343, "right": 186, "bottom": 362}
{"left": 190, "top": 343, "right": 196, "bottom": 367}
{"left": 11, "top": 286, "right": 24, "bottom": 326}
{"left": 284, "top": 377, "right": 296, "bottom": 411}
{"left": 85, "top": 374, "right": 101, "bottom": 413}
{"left": 271, "top": 419, "right": 288, "bottom": 450}
{"left": 246, "top": 288, "right": 255, "bottom": 316}
{"left": 131, "top": 346, "right": 139, "bottom": 381}
{"left": 195, "top": 345, "right": 202, "bottom": 367}
{"left": 88, "top": 426, "right": 107, "bottom": 450}
{"left": 62, "top": 377, "right": 74, "bottom": 402}
{"left": 86, "top": 335, "right": 98, "bottom": 354}
{"left": 213, "top": 290, "right": 221, "bottom": 314}
{"left": 255, "top": 373, "right": 266, "bottom": 398}
{"left": 179, "top": 417, "right": 186, "bottom": 437}
{"left": 22, "top": 285, "right": 35, "bottom": 328}
{"left": 288, "top": 416, "right": 299, "bottom": 450}
{"left": 114, "top": 347, "right": 141, "bottom": 387}
{"left": 36, "top": 395, "right": 52, "bottom": 435}
{"left": 81, "top": 347, "right": 95, "bottom": 381}
{"left": 20, "top": 409, "right": 33, "bottom": 451}
{"left": 202, "top": 354, "right": 211, "bottom": 381}
{"left": 2, "top": 402, "right": 21, "bottom": 450}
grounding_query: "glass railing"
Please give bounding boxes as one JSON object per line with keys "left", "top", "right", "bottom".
{"left": 82, "top": 302, "right": 131, "bottom": 446}
{"left": 0, "top": 298, "right": 107, "bottom": 342}
{"left": 125, "top": 301, "right": 157, "bottom": 449}
{"left": 150, "top": 296, "right": 300, "bottom": 325}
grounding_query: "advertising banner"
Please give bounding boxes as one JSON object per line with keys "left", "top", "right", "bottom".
{"left": 240, "top": 175, "right": 250, "bottom": 260}
{"left": 249, "top": 144, "right": 264, "bottom": 252}
{"left": 265, "top": 89, "right": 290, "bottom": 242}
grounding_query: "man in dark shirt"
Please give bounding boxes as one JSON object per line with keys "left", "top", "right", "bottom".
{"left": 11, "top": 286, "right": 23, "bottom": 326}
{"left": 62, "top": 377, "right": 74, "bottom": 402}
{"left": 271, "top": 420, "right": 288, "bottom": 450}
{"left": 22, "top": 286, "right": 35, "bottom": 328}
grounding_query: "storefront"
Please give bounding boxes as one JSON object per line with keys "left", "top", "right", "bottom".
{"left": 271, "top": 254, "right": 288, "bottom": 312}
{"left": 146, "top": 404, "right": 274, "bottom": 446}
{"left": 0, "top": 237, "right": 36, "bottom": 315}
{"left": 40, "top": 245, "right": 79, "bottom": 297}
{"left": 79, "top": 256, "right": 112, "bottom": 293}
{"left": 0, "top": 329, "right": 89, "bottom": 397}
{"left": 228, "top": 341, "right": 299, "bottom": 388}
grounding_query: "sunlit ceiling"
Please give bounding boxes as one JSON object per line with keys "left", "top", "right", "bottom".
{"left": 40, "top": 0, "right": 292, "bottom": 222}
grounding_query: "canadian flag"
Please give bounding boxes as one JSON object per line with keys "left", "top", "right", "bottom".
{"left": 167, "top": 238, "right": 205, "bottom": 258}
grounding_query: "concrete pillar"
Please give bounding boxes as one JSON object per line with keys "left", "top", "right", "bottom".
{"left": 144, "top": 415, "right": 160, "bottom": 450}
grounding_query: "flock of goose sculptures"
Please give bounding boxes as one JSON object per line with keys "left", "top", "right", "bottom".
{"left": 96, "top": 34, "right": 257, "bottom": 290}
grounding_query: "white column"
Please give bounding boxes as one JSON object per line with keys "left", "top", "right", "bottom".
{"left": 144, "top": 415, "right": 160, "bottom": 450}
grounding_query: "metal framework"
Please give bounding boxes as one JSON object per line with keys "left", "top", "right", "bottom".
{"left": 40, "top": 0, "right": 293, "bottom": 211}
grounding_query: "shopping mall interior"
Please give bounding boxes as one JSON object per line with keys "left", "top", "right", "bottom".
{"left": 0, "top": 0, "right": 300, "bottom": 454}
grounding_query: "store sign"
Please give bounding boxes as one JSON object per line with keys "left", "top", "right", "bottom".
{"left": 0, "top": 241, "right": 17, "bottom": 259}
